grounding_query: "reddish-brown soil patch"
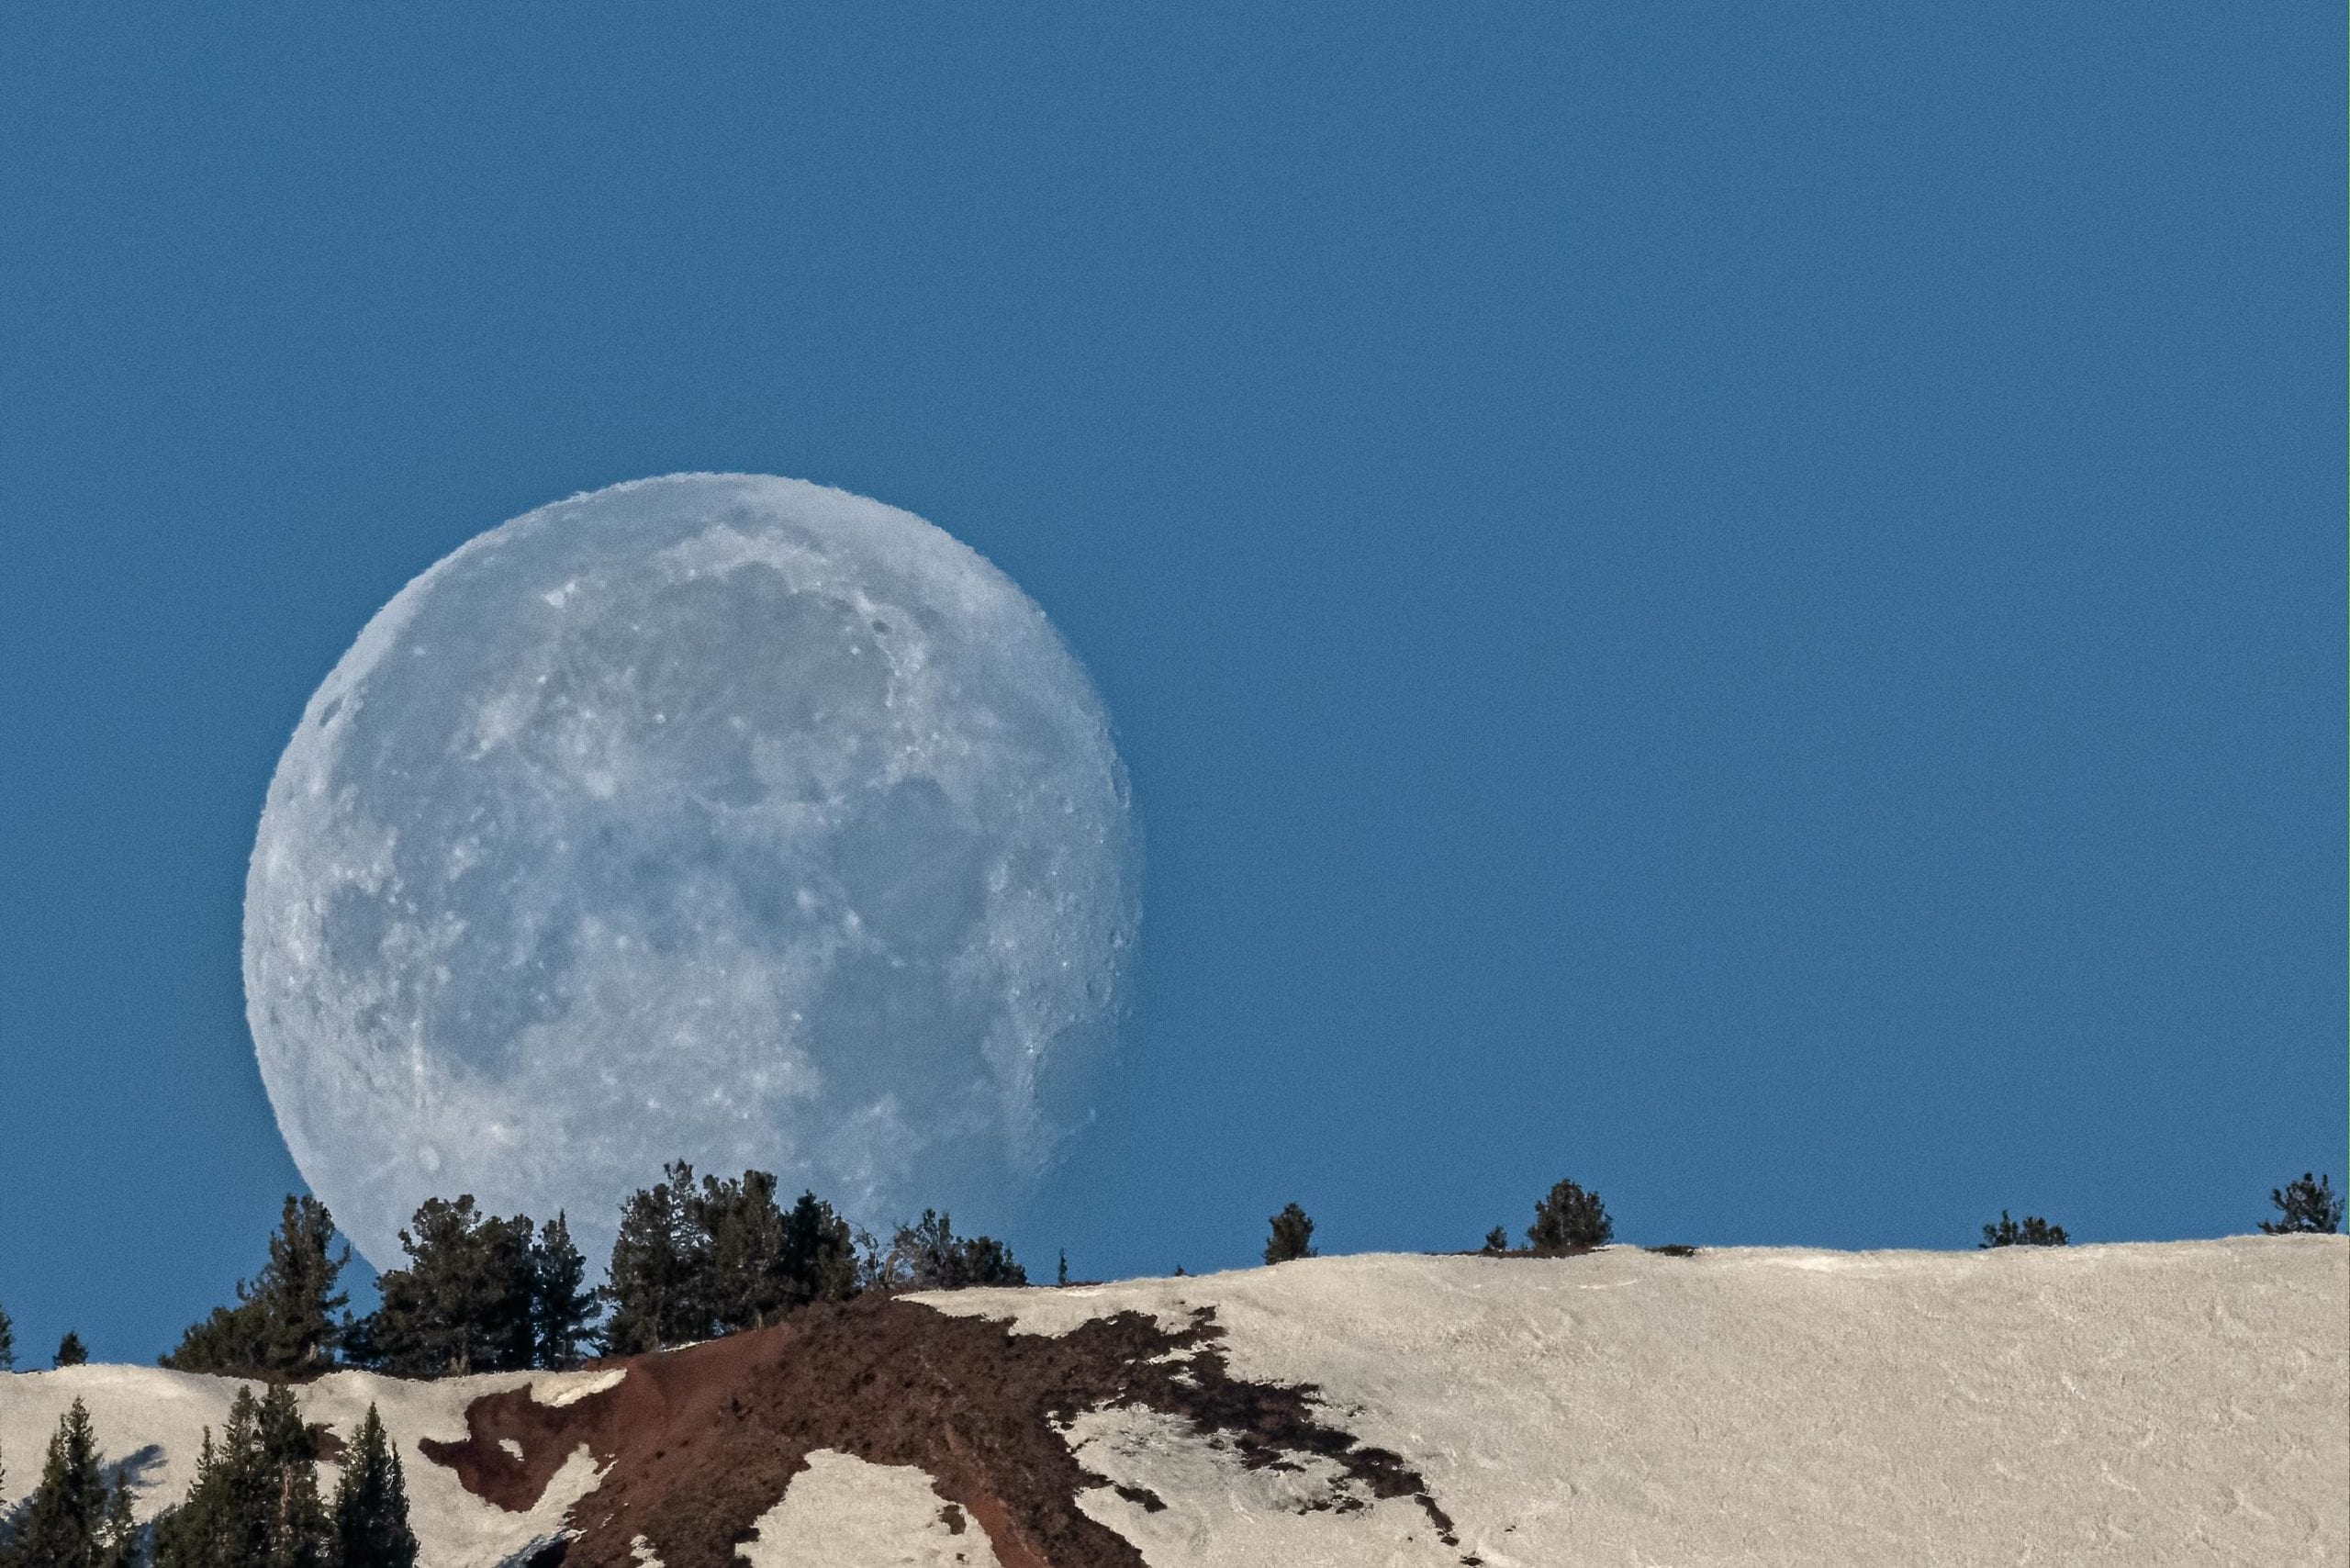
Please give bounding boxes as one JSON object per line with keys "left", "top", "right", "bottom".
{"left": 420, "top": 1295, "right": 1466, "bottom": 1568}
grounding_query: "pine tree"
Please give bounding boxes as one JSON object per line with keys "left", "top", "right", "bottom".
{"left": 162, "top": 1195, "right": 350, "bottom": 1377}
{"left": 0, "top": 1298, "right": 16, "bottom": 1370}
{"left": 1978, "top": 1210, "right": 2068, "bottom": 1248}
{"left": 871, "top": 1211, "right": 1025, "bottom": 1290}
{"left": 156, "top": 1388, "right": 269, "bottom": 1568}
{"left": 153, "top": 1384, "right": 331, "bottom": 1568}
{"left": 1528, "top": 1179, "right": 1612, "bottom": 1252}
{"left": 330, "top": 1406, "right": 417, "bottom": 1568}
{"left": 11, "top": 1397, "right": 115, "bottom": 1568}
{"left": 151, "top": 1423, "right": 241, "bottom": 1568}
{"left": 694, "top": 1169, "right": 789, "bottom": 1332}
{"left": 776, "top": 1191, "right": 859, "bottom": 1309}
{"left": 255, "top": 1383, "right": 331, "bottom": 1568}
{"left": 258, "top": 1196, "right": 351, "bottom": 1374}
{"left": 1264, "top": 1204, "right": 1317, "bottom": 1265}
{"left": 2259, "top": 1171, "right": 2345, "bottom": 1235}
{"left": 350, "top": 1196, "right": 537, "bottom": 1376}
{"left": 530, "top": 1215, "right": 599, "bottom": 1370}
{"left": 950, "top": 1233, "right": 1026, "bottom": 1288}
{"left": 96, "top": 1470, "right": 140, "bottom": 1568}
{"left": 53, "top": 1331, "right": 89, "bottom": 1368}
{"left": 1481, "top": 1226, "right": 1510, "bottom": 1254}
{"left": 602, "top": 1162, "right": 711, "bottom": 1353}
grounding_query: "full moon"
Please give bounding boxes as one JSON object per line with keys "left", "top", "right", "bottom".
{"left": 245, "top": 474, "right": 1137, "bottom": 1271}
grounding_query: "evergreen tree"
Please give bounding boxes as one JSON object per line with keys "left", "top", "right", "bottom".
{"left": 1528, "top": 1179, "right": 1612, "bottom": 1252}
{"left": 258, "top": 1196, "right": 350, "bottom": 1375}
{"left": 1978, "top": 1210, "right": 2068, "bottom": 1248}
{"left": 599, "top": 1165, "right": 865, "bottom": 1351}
{"left": 152, "top": 1392, "right": 265, "bottom": 1568}
{"left": 350, "top": 1197, "right": 536, "bottom": 1376}
{"left": 2260, "top": 1171, "right": 2345, "bottom": 1235}
{"left": 0, "top": 1298, "right": 16, "bottom": 1370}
{"left": 693, "top": 1169, "right": 789, "bottom": 1332}
{"left": 163, "top": 1196, "right": 350, "bottom": 1377}
{"left": 152, "top": 1384, "right": 330, "bottom": 1568}
{"left": 52, "top": 1332, "right": 88, "bottom": 1369}
{"left": 1263, "top": 1204, "right": 1317, "bottom": 1265}
{"left": 11, "top": 1397, "right": 115, "bottom": 1568}
{"left": 870, "top": 1211, "right": 1025, "bottom": 1290}
{"left": 1481, "top": 1226, "right": 1510, "bottom": 1254}
{"left": 96, "top": 1473, "right": 139, "bottom": 1568}
{"left": 950, "top": 1234, "right": 1026, "bottom": 1288}
{"left": 330, "top": 1405, "right": 416, "bottom": 1568}
{"left": 151, "top": 1423, "right": 243, "bottom": 1568}
{"left": 159, "top": 1299, "right": 266, "bottom": 1378}
{"left": 254, "top": 1383, "right": 331, "bottom": 1568}
{"left": 530, "top": 1215, "right": 599, "bottom": 1370}
{"left": 602, "top": 1162, "right": 711, "bottom": 1353}
{"left": 776, "top": 1191, "right": 859, "bottom": 1309}
{"left": 1057, "top": 1250, "right": 1069, "bottom": 1286}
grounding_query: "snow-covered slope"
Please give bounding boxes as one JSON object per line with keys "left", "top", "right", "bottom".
{"left": 2, "top": 1236, "right": 2341, "bottom": 1567}
{"left": 923, "top": 1236, "right": 2349, "bottom": 1566}
{"left": 0, "top": 1362, "right": 614, "bottom": 1568}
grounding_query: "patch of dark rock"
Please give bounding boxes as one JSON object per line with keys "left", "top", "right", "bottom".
{"left": 1110, "top": 1484, "right": 1167, "bottom": 1514}
{"left": 420, "top": 1296, "right": 1458, "bottom": 1568}
{"left": 1643, "top": 1244, "right": 1700, "bottom": 1258}
{"left": 309, "top": 1425, "right": 346, "bottom": 1463}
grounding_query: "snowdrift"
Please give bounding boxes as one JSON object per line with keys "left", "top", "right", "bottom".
{"left": 1, "top": 1236, "right": 2340, "bottom": 1566}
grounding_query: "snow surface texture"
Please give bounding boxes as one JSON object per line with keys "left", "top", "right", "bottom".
{"left": 735, "top": 1450, "right": 1004, "bottom": 1567}
{"left": 1, "top": 1238, "right": 2341, "bottom": 1566}
{"left": 917, "top": 1238, "right": 2349, "bottom": 1567}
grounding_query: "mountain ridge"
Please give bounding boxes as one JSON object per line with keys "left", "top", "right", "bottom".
{"left": 3, "top": 1237, "right": 2342, "bottom": 1566}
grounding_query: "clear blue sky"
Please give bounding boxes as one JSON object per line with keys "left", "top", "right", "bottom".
{"left": 2, "top": 6, "right": 2341, "bottom": 1363}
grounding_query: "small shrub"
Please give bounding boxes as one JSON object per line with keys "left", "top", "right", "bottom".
{"left": 1528, "top": 1179, "right": 1612, "bottom": 1252}
{"left": 2259, "top": 1172, "right": 2344, "bottom": 1235}
{"left": 1979, "top": 1210, "right": 2067, "bottom": 1248}
{"left": 1264, "top": 1204, "right": 1317, "bottom": 1264}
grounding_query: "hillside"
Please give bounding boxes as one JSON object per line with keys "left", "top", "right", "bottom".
{"left": 2, "top": 1236, "right": 2342, "bottom": 1566}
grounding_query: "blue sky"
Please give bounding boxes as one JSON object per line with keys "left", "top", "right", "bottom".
{"left": 2, "top": 6, "right": 2342, "bottom": 1363}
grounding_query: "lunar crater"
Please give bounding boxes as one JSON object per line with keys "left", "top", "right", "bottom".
{"left": 247, "top": 475, "right": 1136, "bottom": 1270}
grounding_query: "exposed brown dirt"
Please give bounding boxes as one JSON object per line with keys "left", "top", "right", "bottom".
{"left": 420, "top": 1294, "right": 1468, "bottom": 1568}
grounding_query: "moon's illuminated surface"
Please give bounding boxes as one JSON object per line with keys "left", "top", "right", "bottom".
{"left": 245, "top": 474, "right": 1136, "bottom": 1271}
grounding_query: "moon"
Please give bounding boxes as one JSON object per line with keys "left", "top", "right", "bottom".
{"left": 244, "top": 474, "right": 1137, "bottom": 1271}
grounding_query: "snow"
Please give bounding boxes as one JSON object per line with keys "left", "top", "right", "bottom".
{"left": 3, "top": 1238, "right": 2340, "bottom": 1566}
{"left": 0, "top": 1364, "right": 621, "bottom": 1568}
{"left": 735, "top": 1450, "right": 1003, "bottom": 1567}
{"left": 918, "top": 1236, "right": 2349, "bottom": 1566}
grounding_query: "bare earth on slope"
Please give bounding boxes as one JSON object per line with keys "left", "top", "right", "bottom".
{"left": 418, "top": 1294, "right": 1466, "bottom": 1568}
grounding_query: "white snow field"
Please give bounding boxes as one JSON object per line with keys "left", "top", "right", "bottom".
{"left": 734, "top": 1450, "right": 1005, "bottom": 1568}
{"left": 1, "top": 1236, "right": 2341, "bottom": 1567}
